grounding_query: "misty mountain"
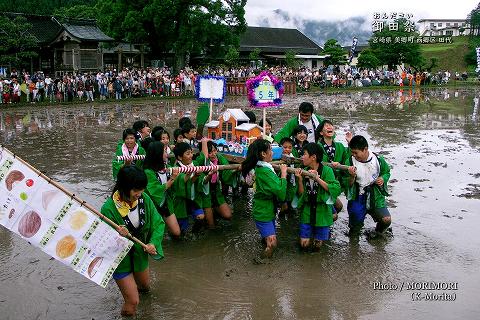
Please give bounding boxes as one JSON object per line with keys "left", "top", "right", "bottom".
{"left": 254, "top": 9, "right": 372, "bottom": 47}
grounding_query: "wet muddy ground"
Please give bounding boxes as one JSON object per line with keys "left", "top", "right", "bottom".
{"left": 0, "top": 87, "right": 479, "bottom": 319}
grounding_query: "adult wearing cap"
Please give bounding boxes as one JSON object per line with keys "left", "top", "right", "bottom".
{"left": 274, "top": 102, "right": 325, "bottom": 144}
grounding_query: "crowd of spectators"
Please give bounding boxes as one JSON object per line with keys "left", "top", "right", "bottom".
{"left": 0, "top": 67, "right": 197, "bottom": 104}
{"left": 291, "top": 67, "right": 465, "bottom": 91}
{"left": 0, "top": 64, "right": 468, "bottom": 105}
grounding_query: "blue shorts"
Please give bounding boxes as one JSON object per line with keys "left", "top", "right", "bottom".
{"left": 191, "top": 208, "right": 204, "bottom": 219}
{"left": 255, "top": 220, "right": 276, "bottom": 238}
{"left": 177, "top": 218, "right": 190, "bottom": 232}
{"left": 112, "top": 272, "right": 131, "bottom": 280}
{"left": 299, "top": 223, "right": 330, "bottom": 240}
{"left": 347, "top": 195, "right": 390, "bottom": 226}
{"left": 187, "top": 199, "right": 204, "bottom": 219}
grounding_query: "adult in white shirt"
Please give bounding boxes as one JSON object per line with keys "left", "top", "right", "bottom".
{"left": 274, "top": 102, "right": 325, "bottom": 144}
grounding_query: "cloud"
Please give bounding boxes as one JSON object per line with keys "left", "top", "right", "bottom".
{"left": 245, "top": 0, "right": 478, "bottom": 24}
{"left": 245, "top": 0, "right": 479, "bottom": 46}
{"left": 252, "top": 9, "right": 372, "bottom": 46}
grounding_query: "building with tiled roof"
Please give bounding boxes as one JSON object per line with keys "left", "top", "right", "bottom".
{"left": 4, "top": 13, "right": 141, "bottom": 74}
{"left": 240, "top": 26, "right": 322, "bottom": 55}
{"left": 239, "top": 26, "right": 327, "bottom": 69}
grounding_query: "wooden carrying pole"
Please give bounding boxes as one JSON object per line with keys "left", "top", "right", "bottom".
{"left": 117, "top": 154, "right": 350, "bottom": 172}
{"left": 271, "top": 164, "right": 319, "bottom": 179}
{"left": 281, "top": 154, "right": 350, "bottom": 171}
{"left": 167, "top": 163, "right": 320, "bottom": 179}
{"left": 2, "top": 146, "right": 149, "bottom": 250}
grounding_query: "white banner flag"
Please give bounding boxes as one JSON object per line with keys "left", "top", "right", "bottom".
{"left": 0, "top": 146, "right": 133, "bottom": 288}
{"left": 197, "top": 76, "right": 226, "bottom": 101}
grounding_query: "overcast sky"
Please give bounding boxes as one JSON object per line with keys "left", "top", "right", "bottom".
{"left": 245, "top": 0, "right": 479, "bottom": 26}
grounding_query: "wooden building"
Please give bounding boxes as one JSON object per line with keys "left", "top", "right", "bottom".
{"left": 15, "top": 14, "right": 114, "bottom": 75}
{"left": 8, "top": 14, "right": 145, "bottom": 75}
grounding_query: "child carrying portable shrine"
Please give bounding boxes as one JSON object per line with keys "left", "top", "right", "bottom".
{"left": 292, "top": 125, "right": 309, "bottom": 157}
{"left": 344, "top": 135, "right": 392, "bottom": 238}
{"left": 316, "top": 119, "right": 350, "bottom": 218}
{"left": 241, "top": 139, "right": 287, "bottom": 258}
{"left": 279, "top": 137, "right": 298, "bottom": 215}
{"left": 112, "top": 128, "right": 146, "bottom": 180}
{"left": 143, "top": 141, "right": 181, "bottom": 237}
{"left": 295, "top": 143, "right": 341, "bottom": 250}
{"left": 171, "top": 139, "right": 209, "bottom": 232}
{"left": 200, "top": 141, "right": 238, "bottom": 228}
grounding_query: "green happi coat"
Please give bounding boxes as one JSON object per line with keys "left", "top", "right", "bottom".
{"left": 144, "top": 168, "right": 175, "bottom": 214}
{"left": 343, "top": 153, "right": 391, "bottom": 209}
{"left": 283, "top": 155, "right": 299, "bottom": 204}
{"left": 274, "top": 113, "right": 324, "bottom": 144}
{"left": 285, "top": 171, "right": 298, "bottom": 203}
{"left": 112, "top": 141, "right": 146, "bottom": 180}
{"left": 202, "top": 153, "right": 239, "bottom": 208}
{"left": 291, "top": 142, "right": 307, "bottom": 158}
{"left": 298, "top": 165, "right": 341, "bottom": 227}
{"left": 100, "top": 193, "right": 165, "bottom": 273}
{"left": 253, "top": 165, "right": 287, "bottom": 222}
{"left": 217, "top": 153, "right": 239, "bottom": 188}
{"left": 319, "top": 139, "right": 350, "bottom": 193}
{"left": 171, "top": 154, "right": 209, "bottom": 219}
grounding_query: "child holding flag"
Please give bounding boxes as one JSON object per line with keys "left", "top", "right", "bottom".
{"left": 101, "top": 166, "right": 165, "bottom": 317}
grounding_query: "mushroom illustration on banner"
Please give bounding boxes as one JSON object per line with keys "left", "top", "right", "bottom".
{"left": 246, "top": 71, "right": 284, "bottom": 137}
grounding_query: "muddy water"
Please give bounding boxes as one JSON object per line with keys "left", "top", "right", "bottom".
{"left": 0, "top": 88, "right": 479, "bottom": 320}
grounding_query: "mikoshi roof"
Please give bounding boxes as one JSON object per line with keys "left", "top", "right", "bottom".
{"left": 205, "top": 120, "right": 220, "bottom": 128}
{"left": 226, "top": 109, "right": 250, "bottom": 122}
{"left": 235, "top": 123, "right": 261, "bottom": 131}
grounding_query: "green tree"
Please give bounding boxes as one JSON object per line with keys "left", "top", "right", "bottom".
{"left": 465, "top": 2, "right": 480, "bottom": 72}
{"left": 322, "top": 39, "right": 347, "bottom": 66}
{"left": 423, "top": 57, "right": 438, "bottom": 72}
{"left": 369, "top": 18, "right": 423, "bottom": 70}
{"left": 96, "top": 0, "right": 247, "bottom": 72}
{"left": 0, "top": 16, "right": 38, "bottom": 68}
{"left": 465, "top": 36, "right": 480, "bottom": 69}
{"left": 468, "top": 2, "right": 480, "bottom": 36}
{"left": 54, "top": 5, "right": 98, "bottom": 20}
{"left": 248, "top": 48, "right": 261, "bottom": 61}
{"left": 285, "top": 49, "right": 300, "bottom": 68}
{"left": 224, "top": 46, "right": 240, "bottom": 67}
{"left": 357, "top": 49, "right": 381, "bottom": 69}
{"left": 0, "top": 0, "right": 97, "bottom": 15}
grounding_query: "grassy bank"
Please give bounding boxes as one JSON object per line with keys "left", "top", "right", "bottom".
{"left": 420, "top": 36, "right": 471, "bottom": 72}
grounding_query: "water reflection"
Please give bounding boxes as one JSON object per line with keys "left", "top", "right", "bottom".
{"left": 0, "top": 89, "right": 479, "bottom": 143}
{"left": 0, "top": 99, "right": 204, "bottom": 144}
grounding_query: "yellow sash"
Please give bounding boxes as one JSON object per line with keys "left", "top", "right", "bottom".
{"left": 112, "top": 191, "right": 138, "bottom": 217}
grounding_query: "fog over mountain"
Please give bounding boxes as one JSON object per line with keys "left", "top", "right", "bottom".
{"left": 254, "top": 9, "right": 372, "bottom": 47}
